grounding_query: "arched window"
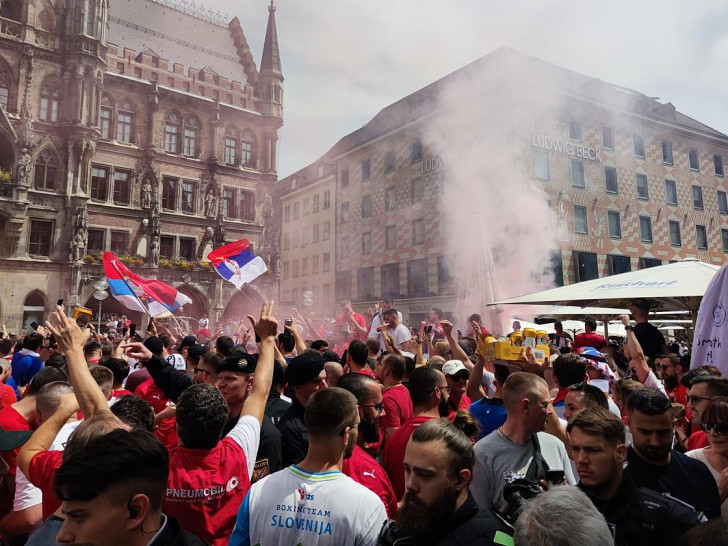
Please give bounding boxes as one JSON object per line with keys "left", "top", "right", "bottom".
{"left": 34, "top": 149, "right": 59, "bottom": 191}
{"left": 241, "top": 128, "right": 256, "bottom": 168}
{"left": 0, "top": 0, "right": 22, "bottom": 21}
{"left": 0, "top": 62, "right": 11, "bottom": 112}
{"left": 164, "top": 111, "right": 180, "bottom": 153}
{"left": 224, "top": 126, "right": 238, "bottom": 166}
{"left": 99, "top": 94, "right": 113, "bottom": 140}
{"left": 37, "top": 10, "right": 55, "bottom": 32}
{"left": 39, "top": 82, "right": 61, "bottom": 122}
{"left": 116, "top": 100, "right": 135, "bottom": 143}
{"left": 85, "top": 0, "right": 96, "bottom": 35}
{"left": 183, "top": 115, "right": 200, "bottom": 157}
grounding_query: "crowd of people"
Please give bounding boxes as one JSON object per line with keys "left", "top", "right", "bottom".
{"left": 0, "top": 295, "right": 725, "bottom": 545}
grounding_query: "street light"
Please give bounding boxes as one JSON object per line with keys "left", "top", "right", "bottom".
{"left": 92, "top": 278, "right": 110, "bottom": 331}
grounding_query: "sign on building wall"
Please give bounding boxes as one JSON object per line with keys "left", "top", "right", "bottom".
{"left": 532, "top": 133, "right": 602, "bottom": 161}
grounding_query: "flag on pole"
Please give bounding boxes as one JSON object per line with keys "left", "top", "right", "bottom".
{"left": 102, "top": 252, "right": 192, "bottom": 317}
{"left": 207, "top": 239, "right": 267, "bottom": 289}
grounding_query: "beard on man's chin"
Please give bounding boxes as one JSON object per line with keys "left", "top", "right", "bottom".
{"left": 438, "top": 394, "right": 450, "bottom": 418}
{"left": 343, "top": 431, "right": 356, "bottom": 459}
{"left": 663, "top": 374, "right": 678, "bottom": 391}
{"left": 359, "top": 418, "right": 381, "bottom": 444}
{"left": 397, "top": 484, "right": 459, "bottom": 537}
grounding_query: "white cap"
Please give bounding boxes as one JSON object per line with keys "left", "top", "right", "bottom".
{"left": 442, "top": 360, "right": 468, "bottom": 376}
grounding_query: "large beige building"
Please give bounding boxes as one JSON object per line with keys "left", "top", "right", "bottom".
{"left": 278, "top": 48, "right": 728, "bottom": 324}
{"left": 0, "top": 0, "right": 284, "bottom": 331}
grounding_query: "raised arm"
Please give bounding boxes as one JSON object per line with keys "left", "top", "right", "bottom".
{"left": 620, "top": 314, "right": 649, "bottom": 383}
{"left": 467, "top": 355, "right": 487, "bottom": 401}
{"left": 441, "top": 320, "right": 473, "bottom": 372}
{"left": 285, "top": 320, "right": 307, "bottom": 356}
{"left": 242, "top": 302, "right": 277, "bottom": 425}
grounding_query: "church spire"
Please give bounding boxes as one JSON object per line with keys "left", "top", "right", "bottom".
{"left": 260, "top": 0, "right": 282, "bottom": 77}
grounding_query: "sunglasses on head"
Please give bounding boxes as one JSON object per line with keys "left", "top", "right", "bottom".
{"left": 630, "top": 392, "right": 671, "bottom": 412}
{"left": 701, "top": 422, "right": 728, "bottom": 435}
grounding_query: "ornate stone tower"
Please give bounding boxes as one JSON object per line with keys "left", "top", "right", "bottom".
{"left": 256, "top": 0, "right": 283, "bottom": 173}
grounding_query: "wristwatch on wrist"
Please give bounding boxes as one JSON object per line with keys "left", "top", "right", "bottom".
{"left": 624, "top": 325, "right": 634, "bottom": 331}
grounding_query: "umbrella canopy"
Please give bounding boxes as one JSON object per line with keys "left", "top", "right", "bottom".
{"left": 491, "top": 259, "right": 720, "bottom": 313}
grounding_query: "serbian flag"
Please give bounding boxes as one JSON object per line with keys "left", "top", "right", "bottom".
{"left": 102, "top": 252, "right": 192, "bottom": 317}
{"left": 207, "top": 239, "right": 267, "bottom": 289}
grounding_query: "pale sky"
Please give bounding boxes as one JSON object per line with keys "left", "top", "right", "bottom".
{"left": 205, "top": 0, "right": 728, "bottom": 178}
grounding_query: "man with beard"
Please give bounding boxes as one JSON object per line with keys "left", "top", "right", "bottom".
{"left": 230, "top": 388, "right": 386, "bottom": 546}
{"left": 571, "top": 407, "right": 702, "bottom": 545}
{"left": 657, "top": 353, "right": 687, "bottom": 404}
{"left": 382, "top": 366, "right": 449, "bottom": 500}
{"left": 624, "top": 387, "right": 720, "bottom": 519}
{"left": 379, "top": 418, "right": 512, "bottom": 546}
{"left": 337, "top": 373, "right": 398, "bottom": 517}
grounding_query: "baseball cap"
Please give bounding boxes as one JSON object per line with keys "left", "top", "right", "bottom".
{"left": 143, "top": 336, "right": 164, "bottom": 356}
{"left": 578, "top": 347, "right": 618, "bottom": 385}
{"left": 286, "top": 352, "right": 325, "bottom": 386}
{"left": 187, "top": 344, "right": 206, "bottom": 362}
{"left": 321, "top": 350, "right": 341, "bottom": 363}
{"left": 442, "top": 360, "right": 469, "bottom": 376}
{"left": 217, "top": 353, "right": 258, "bottom": 374}
{"left": 0, "top": 426, "right": 32, "bottom": 452}
{"left": 178, "top": 336, "right": 197, "bottom": 351}
{"left": 631, "top": 298, "right": 651, "bottom": 311}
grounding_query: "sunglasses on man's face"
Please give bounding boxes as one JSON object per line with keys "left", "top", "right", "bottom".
{"left": 657, "top": 364, "right": 676, "bottom": 372}
{"left": 686, "top": 394, "right": 714, "bottom": 405}
{"left": 701, "top": 422, "right": 728, "bottom": 435}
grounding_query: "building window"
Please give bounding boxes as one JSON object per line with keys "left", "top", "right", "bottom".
{"left": 696, "top": 225, "right": 708, "bottom": 250}
{"left": 693, "top": 185, "right": 704, "bottom": 210}
{"left": 361, "top": 232, "right": 372, "bottom": 255}
{"left": 241, "top": 129, "right": 256, "bottom": 167}
{"left": 633, "top": 134, "right": 645, "bottom": 158}
{"left": 323, "top": 221, "right": 330, "bottom": 240}
{"left": 573, "top": 205, "right": 588, "bottom": 234}
{"left": 323, "top": 190, "right": 331, "bottom": 209}
{"left": 90, "top": 166, "right": 109, "bottom": 201}
{"left": 381, "top": 263, "right": 399, "bottom": 298}
{"left": 302, "top": 257, "right": 308, "bottom": 276}
{"left": 313, "top": 194, "right": 320, "bottom": 212}
{"left": 604, "top": 166, "right": 618, "bottom": 194}
{"left": 0, "top": 81, "right": 8, "bottom": 111}
{"left": 662, "top": 141, "right": 673, "bottom": 166}
{"left": 293, "top": 202, "right": 299, "bottom": 219}
{"left": 110, "top": 231, "right": 129, "bottom": 253}
{"left": 283, "top": 234, "right": 289, "bottom": 250}
{"left": 224, "top": 130, "right": 238, "bottom": 166}
{"left": 607, "top": 210, "right": 621, "bottom": 239}
{"left": 176, "top": 237, "right": 194, "bottom": 261}
{"left": 317, "top": 165, "right": 324, "bottom": 177}
{"left": 183, "top": 116, "right": 199, "bottom": 157}
{"left": 574, "top": 251, "right": 599, "bottom": 282}
{"left": 639, "top": 216, "right": 653, "bottom": 243}
{"left": 357, "top": 267, "right": 374, "bottom": 300}
{"left": 335, "top": 271, "right": 351, "bottom": 301}
{"left": 341, "top": 237, "right": 349, "bottom": 259}
{"left": 284, "top": 205, "right": 290, "bottom": 222}
{"left": 669, "top": 220, "right": 682, "bottom": 247}
{"left": 181, "top": 181, "right": 196, "bottom": 213}
{"left": 113, "top": 170, "right": 131, "bottom": 204}
{"left": 571, "top": 160, "right": 584, "bottom": 188}
{"left": 341, "top": 168, "right": 349, "bottom": 188}
{"left": 303, "top": 198, "right": 310, "bottom": 216}
{"left": 323, "top": 284, "right": 331, "bottom": 303}
{"left": 323, "top": 252, "right": 330, "bottom": 272}
{"left": 340, "top": 202, "right": 350, "bottom": 224}
{"left": 87, "top": 229, "right": 105, "bottom": 252}
{"left": 223, "top": 188, "right": 236, "bottom": 218}
{"left": 635, "top": 173, "right": 649, "bottom": 200}
{"left": 116, "top": 109, "right": 133, "bottom": 143}
{"left": 665, "top": 180, "right": 677, "bottom": 206}
{"left": 361, "top": 159, "right": 371, "bottom": 181}
{"left": 719, "top": 191, "right": 728, "bottom": 215}
{"left": 313, "top": 224, "right": 320, "bottom": 243}
{"left": 534, "top": 151, "right": 549, "bottom": 180}
{"left": 569, "top": 119, "right": 581, "bottom": 141}
{"left": 39, "top": 85, "right": 60, "bottom": 122}
{"left": 164, "top": 113, "right": 180, "bottom": 153}
{"left": 412, "top": 219, "right": 425, "bottom": 244}
{"left": 722, "top": 229, "right": 728, "bottom": 253}
{"left": 312, "top": 254, "right": 319, "bottom": 274}
{"left": 302, "top": 227, "right": 309, "bottom": 246}
{"left": 162, "top": 178, "right": 177, "bottom": 210}
{"left": 640, "top": 258, "right": 662, "bottom": 269}
{"left": 384, "top": 150, "right": 395, "bottom": 173}
{"left": 361, "top": 194, "right": 372, "bottom": 218}
{"left": 688, "top": 148, "right": 700, "bottom": 171}
{"left": 411, "top": 138, "right": 423, "bottom": 163}
{"left": 715, "top": 155, "right": 724, "bottom": 177}
{"left": 385, "top": 225, "right": 396, "bottom": 249}
{"left": 385, "top": 187, "right": 396, "bottom": 211}
{"left": 34, "top": 149, "right": 58, "bottom": 191}
{"left": 411, "top": 177, "right": 425, "bottom": 203}
{"left": 608, "top": 255, "right": 631, "bottom": 275}
{"left": 293, "top": 232, "right": 299, "bottom": 248}
{"left": 159, "top": 236, "right": 173, "bottom": 258}
{"left": 100, "top": 107, "right": 112, "bottom": 139}
{"left": 28, "top": 220, "right": 53, "bottom": 256}
{"left": 407, "top": 258, "right": 428, "bottom": 297}
{"left": 282, "top": 262, "right": 289, "bottom": 279}
{"left": 602, "top": 126, "right": 614, "bottom": 150}
{"left": 292, "top": 259, "right": 299, "bottom": 278}
{"left": 240, "top": 190, "right": 255, "bottom": 222}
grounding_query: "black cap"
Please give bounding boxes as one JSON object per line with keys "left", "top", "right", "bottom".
{"left": 631, "top": 298, "right": 651, "bottom": 311}
{"left": 273, "top": 359, "right": 286, "bottom": 386}
{"left": 178, "top": 335, "right": 197, "bottom": 350}
{"left": 0, "top": 426, "right": 32, "bottom": 452}
{"left": 217, "top": 353, "right": 258, "bottom": 374}
{"left": 144, "top": 336, "right": 164, "bottom": 356}
{"left": 285, "top": 352, "right": 325, "bottom": 386}
{"left": 187, "top": 344, "right": 206, "bottom": 362}
{"left": 321, "top": 350, "right": 341, "bottom": 363}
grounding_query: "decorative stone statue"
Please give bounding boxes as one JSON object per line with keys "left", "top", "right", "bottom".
{"left": 141, "top": 178, "right": 152, "bottom": 209}
{"left": 16, "top": 148, "right": 32, "bottom": 186}
{"left": 150, "top": 234, "right": 160, "bottom": 267}
{"left": 72, "top": 206, "right": 88, "bottom": 261}
{"left": 213, "top": 213, "right": 226, "bottom": 247}
{"left": 204, "top": 188, "right": 216, "bottom": 218}
{"left": 150, "top": 202, "right": 160, "bottom": 238}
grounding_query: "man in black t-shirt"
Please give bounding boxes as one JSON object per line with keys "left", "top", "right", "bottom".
{"left": 623, "top": 387, "right": 720, "bottom": 519}
{"left": 628, "top": 299, "right": 668, "bottom": 361}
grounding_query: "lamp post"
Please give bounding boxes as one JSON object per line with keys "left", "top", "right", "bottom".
{"left": 92, "top": 279, "right": 110, "bottom": 331}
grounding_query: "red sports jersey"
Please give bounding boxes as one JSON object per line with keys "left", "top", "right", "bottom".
{"left": 382, "top": 415, "right": 434, "bottom": 500}
{"left": 381, "top": 384, "right": 413, "bottom": 432}
{"left": 0, "top": 405, "right": 31, "bottom": 475}
{"left": 0, "top": 384, "right": 17, "bottom": 410}
{"left": 27, "top": 450, "right": 64, "bottom": 519}
{"left": 165, "top": 437, "right": 251, "bottom": 546}
{"left": 342, "top": 444, "right": 397, "bottom": 517}
{"left": 134, "top": 378, "right": 178, "bottom": 449}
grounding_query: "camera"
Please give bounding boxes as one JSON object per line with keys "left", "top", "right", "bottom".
{"left": 285, "top": 318, "right": 293, "bottom": 327}
{"left": 502, "top": 471, "right": 542, "bottom": 524}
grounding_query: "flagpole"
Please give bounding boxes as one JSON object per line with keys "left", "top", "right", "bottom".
{"left": 109, "top": 259, "right": 155, "bottom": 322}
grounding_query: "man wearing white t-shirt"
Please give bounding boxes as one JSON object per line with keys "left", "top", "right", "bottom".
{"left": 381, "top": 309, "right": 413, "bottom": 353}
{"left": 368, "top": 298, "right": 403, "bottom": 353}
{"left": 230, "top": 387, "right": 386, "bottom": 546}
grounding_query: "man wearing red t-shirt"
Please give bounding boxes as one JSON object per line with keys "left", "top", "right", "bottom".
{"left": 657, "top": 354, "right": 687, "bottom": 405}
{"left": 375, "top": 353, "right": 413, "bottom": 440}
{"left": 346, "top": 340, "right": 375, "bottom": 378}
{"left": 382, "top": 366, "right": 448, "bottom": 500}
{"left": 335, "top": 300, "right": 368, "bottom": 345}
{"left": 442, "top": 360, "right": 471, "bottom": 418}
{"left": 571, "top": 318, "right": 607, "bottom": 353}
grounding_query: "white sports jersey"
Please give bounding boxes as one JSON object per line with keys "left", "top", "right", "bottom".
{"left": 229, "top": 465, "right": 386, "bottom": 546}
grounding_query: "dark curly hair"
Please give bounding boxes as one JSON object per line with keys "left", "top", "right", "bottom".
{"left": 176, "top": 384, "right": 229, "bottom": 448}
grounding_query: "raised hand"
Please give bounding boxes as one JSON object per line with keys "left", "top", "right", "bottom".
{"left": 45, "top": 306, "right": 90, "bottom": 354}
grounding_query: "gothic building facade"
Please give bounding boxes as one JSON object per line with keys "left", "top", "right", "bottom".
{"left": 0, "top": 0, "right": 283, "bottom": 331}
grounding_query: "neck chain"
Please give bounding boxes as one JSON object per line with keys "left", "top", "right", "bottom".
{"left": 498, "top": 427, "right": 517, "bottom": 444}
